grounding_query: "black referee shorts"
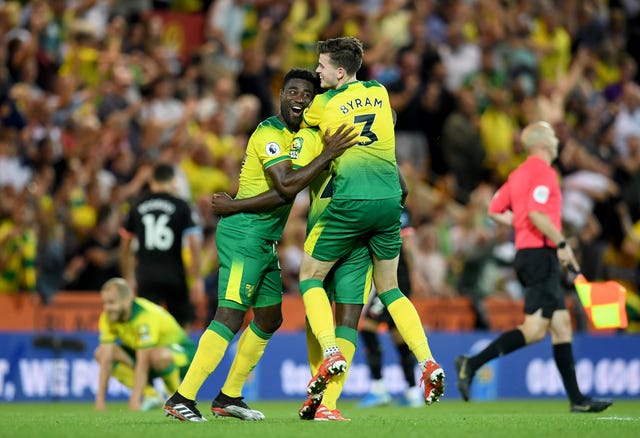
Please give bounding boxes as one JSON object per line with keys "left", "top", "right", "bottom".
{"left": 514, "top": 247, "right": 566, "bottom": 318}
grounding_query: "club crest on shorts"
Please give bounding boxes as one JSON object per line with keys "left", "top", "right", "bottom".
{"left": 245, "top": 284, "right": 255, "bottom": 298}
{"left": 266, "top": 142, "right": 281, "bottom": 156}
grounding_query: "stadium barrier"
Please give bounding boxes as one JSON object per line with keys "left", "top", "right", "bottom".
{"left": 1, "top": 292, "right": 483, "bottom": 332}
{"left": 1, "top": 292, "right": 591, "bottom": 333}
{"left": 0, "top": 331, "right": 637, "bottom": 402}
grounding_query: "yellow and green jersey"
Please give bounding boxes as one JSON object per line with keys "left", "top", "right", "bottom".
{"left": 220, "top": 116, "right": 296, "bottom": 240}
{"left": 290, "top": 127, "right": 330, "bottom": 230}
{"left": 98, "top": 297, "right": 193, "bottom": 351}
{"left": 302, "top": 80, "right": 400, "bottom": 200}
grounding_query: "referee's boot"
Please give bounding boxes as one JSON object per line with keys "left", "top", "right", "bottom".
{"left": 570, "top": 398, "right": 613, "bottom": 413}
{"left": 454, "top": 355, "right": 474, "bottom": 402}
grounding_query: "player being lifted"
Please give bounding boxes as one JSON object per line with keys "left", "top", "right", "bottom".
{"left": 297, "top": 37, "right": 444, "bottom": 405}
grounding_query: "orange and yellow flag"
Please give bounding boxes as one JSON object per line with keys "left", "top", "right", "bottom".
{"left": 574, "top": 275, "right": 628, "bottom": 330}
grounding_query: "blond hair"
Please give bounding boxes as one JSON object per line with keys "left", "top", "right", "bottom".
{"left": 521, "top": 121, "right": 557, "bottom": 152}
{"left": 101, "top": 278, "right": 132, "bottom": 299}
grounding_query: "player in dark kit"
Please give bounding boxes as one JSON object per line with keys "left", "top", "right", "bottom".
{"left": 120, "top": 163, "right": 204, "bottom": 330}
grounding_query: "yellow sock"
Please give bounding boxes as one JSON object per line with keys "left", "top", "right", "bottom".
{"left": 381, "top": 289, "right": 432, "bottom": 362}
{"left": 156, "top": 363, "right": 180, "bottom": 394}
{"left": 178, "top": 321, "right": 234, "bottom": 400}
{"left": 221, "top": 321, "right": 272, "bottom": 398}
{"left": 305, "top": 319, "right": 323, "bottom": 376}
{"left": 112, "top": 363, "right": 158, "bottom": 398}
{"left": 300, "top": 279, "right": 336, "bottom": 352}
{"left": 321, "top": 326, "right": 357, "bottom": 410}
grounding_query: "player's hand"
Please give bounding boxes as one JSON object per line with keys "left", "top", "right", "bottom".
{"left": 211, "top": 192, "right": 236, "bottom": 216}
{"left": 322, "top": 123, "right": 359, "bottom": 158}
{"left": 95, "top": 400, "right": 107, "bottom": 411}
{"left": 128, "top": 399, "right": 141, "bottom": 411}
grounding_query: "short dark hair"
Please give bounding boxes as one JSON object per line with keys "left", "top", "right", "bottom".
{"left": 153, "top": 163, "right": 175, "bottom": 183}
{"left": 282, "top": 68, "right": 320, "bottom": 94}
{"left": 317, "top": 37, "right": 363, "bottom": 76}
{"left": 96, "top": 204, "right": 114, "bottom": 225}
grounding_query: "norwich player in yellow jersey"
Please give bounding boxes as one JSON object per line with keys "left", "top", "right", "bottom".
{"left": 210, "top": 124, "right": 368, "bottom": 421}
{"left": 95, "top": 278, "right": 196, "bottom": 412}
{"left": 163, "top": 69, "right": 356, "bottom": 422}
{"left": 297, "top": 37, "right": 445, "bottom": 406}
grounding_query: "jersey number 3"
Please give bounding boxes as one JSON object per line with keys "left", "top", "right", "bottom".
{"left": 354, "top": 114, "right": 378, "bottom": 146}
{"left": 141, "top": 213, "right": 174, "bottom": 250}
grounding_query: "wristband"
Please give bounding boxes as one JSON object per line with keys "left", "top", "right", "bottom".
{"left": 557, "top": 240, "right": 567, "bottom": 249}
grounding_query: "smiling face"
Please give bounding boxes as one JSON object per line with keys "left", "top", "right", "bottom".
{"left": 100, "top": 283, "right": 132, "bottom": 323}
{"left": 279, "top": 78, "right": 316, "bottom": 130}
{"left": 316, "top": 53, "right": 342, "bottom": 89}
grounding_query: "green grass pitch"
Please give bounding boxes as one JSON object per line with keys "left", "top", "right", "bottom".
{"left": 1, "top": 400, "right": 638, "bottom": 438}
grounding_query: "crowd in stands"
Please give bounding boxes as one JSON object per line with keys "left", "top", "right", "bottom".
{"left": 1, "top": 0, "right": 639, "bottom": 332}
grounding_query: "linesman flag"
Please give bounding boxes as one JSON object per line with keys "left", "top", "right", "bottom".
{"left": 573, "top": 274, "right": 628, "bottom": 329}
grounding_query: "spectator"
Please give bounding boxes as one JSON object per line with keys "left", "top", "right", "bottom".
{"left": 64, "top": 204, "right": 121, "bottom": 291}
{"left": 388, "top": 49, "right": 429, "bottom": 182}
{"left": 441, "top": 88, "right": 485, "bottom": 203}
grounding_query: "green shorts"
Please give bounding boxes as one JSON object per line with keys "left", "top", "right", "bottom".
{"left": 304, "top": 198, "right": 403, "bottom": 262}
{"left": 326, "top": 243, "right": 373, "bottom": 305}
{"left": 216, "top": 225, "right": 283, "bottom": 311}
{"left": 122, "top": 341, "right": 195, "bottom": 379}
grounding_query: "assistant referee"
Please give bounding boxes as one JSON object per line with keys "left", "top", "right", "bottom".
{"left": 454, "top": 121, "right": 612, "bottom": 413}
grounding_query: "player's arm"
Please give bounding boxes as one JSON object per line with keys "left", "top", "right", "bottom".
{"left": 129, "top": 347, "right": 152, "bottom": 411}
{"left": 211, "top": 189, "right": 287, "bottom": 216}
{"left": 269, "top": 123, "right": 358, "bottom": 200}
{"left": 211, "top": 124, "right": 357, "bottom": 215}
{"left": 95, "top": 342, "right": 116, "bottom": 411}
{"left": 119, "top": 228, "right": 135, "bottom": 284}
{"left": 211, "top": 158, "right": 312, "bottom": 215}
{"left": 185, "top": 230, "right": 205, "bottom": 305}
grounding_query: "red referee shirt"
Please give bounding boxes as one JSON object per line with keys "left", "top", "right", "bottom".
{"left": 489, "top": 156, "right": 562, "bottom": 250}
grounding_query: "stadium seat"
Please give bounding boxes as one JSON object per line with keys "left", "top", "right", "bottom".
{"left": 482, "top": 297, "right": 525, "bottom": 331}
{"left": 413, "top": 297, "right": 477, "bottom": 332}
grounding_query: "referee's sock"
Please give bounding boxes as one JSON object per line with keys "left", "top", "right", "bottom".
{"left": 468, "top": 329, "right": 526, "bottom": 372}
{"left": 553, "top": 342, "right": 586, "bottom": 404}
